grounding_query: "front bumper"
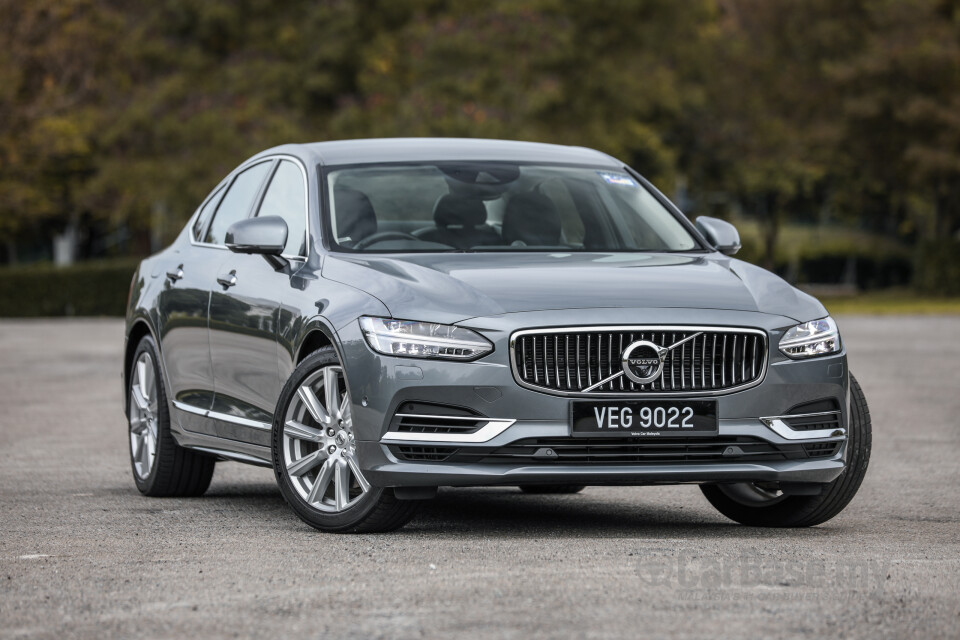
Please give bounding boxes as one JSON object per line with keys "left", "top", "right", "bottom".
{"left": 336, "top": 307, "right": 850, "bottom": 488}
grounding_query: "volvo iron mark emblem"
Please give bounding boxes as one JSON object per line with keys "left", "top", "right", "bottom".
{"left": 620, "top": 332, "right": 705, "bottom": 385}
{"left": 621, "top": 341, "right": 667, "bottom": 384}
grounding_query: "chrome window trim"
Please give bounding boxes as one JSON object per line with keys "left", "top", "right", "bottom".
{"left": 508, "top": 325, "right": 768, "bottom": 398}
{"left": 380, "top": 418, "right": 516, "bottom": 444}
{"left": 187, "top": 153, "right": 312, "bottom": 261}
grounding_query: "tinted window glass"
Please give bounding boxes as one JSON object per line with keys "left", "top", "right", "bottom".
{"left": 204, "top": 161, "right": 272, "bottom": 245}
{"left": 192, "top": 186, "right": 225, "bottom": 241}
{"left": 257, "top": 160, "right": 307, "bottom": 256}
{"left": 326, "top": 163, "right": 697, "bottom": 252}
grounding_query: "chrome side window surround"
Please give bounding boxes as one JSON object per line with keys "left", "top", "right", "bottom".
{"left": 508, "top": 325, "right": 769, "bottom": 398}
{"left": 187, "top": 153, "right": 313, "bottom": 261}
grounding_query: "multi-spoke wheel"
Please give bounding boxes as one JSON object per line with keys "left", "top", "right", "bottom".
{"left": 127, "top": 334, "right": 215, "bottom": 497}
{"left": 272, "top": 347, "right": 422, "bottom": 533}
{"left": 701, "top": 373, "right": 871, "bottom": 527}
{"left": 129, "top": 352, "right": 159, "bottom": 479}
{"left": 281, "top": 365, "right": 371, "bottom": 512}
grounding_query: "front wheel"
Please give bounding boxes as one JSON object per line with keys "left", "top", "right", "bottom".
{"left": 271, "top": 347, "right": 421, "bottom": 533}
{"left": 700, "top": 373, "right": 871, "bottom": 527}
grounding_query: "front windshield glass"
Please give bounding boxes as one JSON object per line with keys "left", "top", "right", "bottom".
{"left": 324, "top": 162, "right": 698, "bottom": 253}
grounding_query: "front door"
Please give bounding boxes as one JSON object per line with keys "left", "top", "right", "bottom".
{"left": 208, "top": 253, "right": 287, "bottom": 445}
{"left": 206, "top": 158, "right": 311, "bottom": 447}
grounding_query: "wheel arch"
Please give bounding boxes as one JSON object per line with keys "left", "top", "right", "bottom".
{"left": 294, "top": 314, "right": 350, "bottom": 364}
{"left": 124, "top": 317, "right": 160, "bottom": 414}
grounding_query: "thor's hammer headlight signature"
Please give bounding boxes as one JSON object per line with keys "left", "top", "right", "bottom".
{"left": 779, "top": 316, "right": 841, "bottom": 359}
{"left": 359, "top": 317, "right": 493, "bottom": 361}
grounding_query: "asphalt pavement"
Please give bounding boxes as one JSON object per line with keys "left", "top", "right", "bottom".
{"left": 1, "top": 316, "right": 958, "bottom": 639}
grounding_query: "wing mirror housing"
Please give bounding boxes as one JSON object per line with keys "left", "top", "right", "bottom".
{"left": 225, "top": 216, "right": 291, "bottom": 272}
{"left": 695, "top": 216, "right": 741, "bottom": 256}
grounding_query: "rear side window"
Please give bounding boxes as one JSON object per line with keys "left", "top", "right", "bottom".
{"left": 256, "top": 160, "right": 307, "bottom": 257}
{"left": 192, "top": 186, "right": 225, "bottom": 241}
{"left": 203, "top": 161, "right": 272, "bottom": 245}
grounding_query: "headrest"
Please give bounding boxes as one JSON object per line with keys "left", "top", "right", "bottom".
{"left": 333, "top": 186, "right": 377, "bottom": 242}
{"left": 433, "top": 194, "right": 487, "bottom": 228}
{"left": 502, "top": 191, "right": 561, "bottom": 246}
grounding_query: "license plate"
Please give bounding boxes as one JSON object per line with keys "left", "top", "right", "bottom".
{"left": 571, "top": 400, "right": 718, "bottom": 437}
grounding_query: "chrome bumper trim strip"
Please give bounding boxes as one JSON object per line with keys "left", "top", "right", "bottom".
{"left": 760, "top": 411, "right": 845, "bottom": 440}
{"left": 380, "top": 418, "right": 516, "bottom": 444}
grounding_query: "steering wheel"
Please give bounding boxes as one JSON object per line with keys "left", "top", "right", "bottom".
{"left": 353, "top": 231, "right": 422, "bottom": 250}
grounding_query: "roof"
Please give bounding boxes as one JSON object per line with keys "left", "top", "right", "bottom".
{"left": 256, "top": 138, "right": 621, "bottom": 167}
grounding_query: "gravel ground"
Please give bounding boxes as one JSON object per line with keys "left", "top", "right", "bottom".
{"left": 1, "top": 316, "right": 958, "bottom": 639}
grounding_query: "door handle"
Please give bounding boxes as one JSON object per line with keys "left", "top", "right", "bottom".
{"left": 166, "top": 265, "right": 184, "bottom": 282}
{"left": 217, "top": 272, "right": 237, "bottom": 288}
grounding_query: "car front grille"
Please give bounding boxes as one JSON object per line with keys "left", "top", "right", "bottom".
{"left": 511, "top": 326, "right": 767, "bottom": 395}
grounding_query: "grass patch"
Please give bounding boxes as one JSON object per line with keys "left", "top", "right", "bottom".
{"left": 820, "top": 290, "right": 960, "bottom": 315}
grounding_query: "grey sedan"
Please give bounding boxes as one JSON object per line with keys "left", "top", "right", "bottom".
{"left": 123, "top": 138, "right": 870, "bottom": 532}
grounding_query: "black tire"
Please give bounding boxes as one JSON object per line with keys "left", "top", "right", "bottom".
{"left": 518, "top": 485, "right": 586, "bottom": 494}
{"left": 701, "top": 373, "right": 871, "bottom": 527}
{"left": 271, "top": 347, "right": 421, "bottom": 533}
{"left": 128, "top": 335, "right": 215, "bottom": 497}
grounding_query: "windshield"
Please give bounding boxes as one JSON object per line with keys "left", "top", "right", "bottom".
{"left": 324, "top": 162, "right": 699, "bottom": 253}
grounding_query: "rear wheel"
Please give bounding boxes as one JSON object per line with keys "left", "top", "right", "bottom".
{"left": 519, "top": 485, "right": 586, "bottom": 494}
{"left": 127, "top": 335, "right": 215, "bottom": 497}
{"left": 272, "top": 347, "right": 421, "bottom": 533}
{"left": 701, "top": 373, "right": 871, "bottom": 527}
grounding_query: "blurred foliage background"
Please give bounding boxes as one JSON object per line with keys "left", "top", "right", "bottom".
{"left": 1, "top": 0, "right": 960, "bottom": 315}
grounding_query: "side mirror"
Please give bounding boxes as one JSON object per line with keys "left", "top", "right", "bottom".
{"left": 225, "top": 216, "right": 288, "bottom": 255}
{"left": 695, "top": 216, "right": 741, "bottom": 256}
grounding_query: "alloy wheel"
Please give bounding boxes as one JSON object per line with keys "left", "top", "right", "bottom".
{"left": 281, "top": 365, "right": 370, "bottom": 512}
{"left": 129, "top": 352, "right": 159, "bottom": 479}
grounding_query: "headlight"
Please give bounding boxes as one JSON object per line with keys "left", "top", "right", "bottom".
{"left": 779, "top": 316, "right": 841, "bottom": 358}
{"left": 359, "top": 317, "right": 493, "bottom": 360}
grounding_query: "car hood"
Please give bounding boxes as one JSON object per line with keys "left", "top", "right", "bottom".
{"left": 321, "top": 252, "right": 825, "bottom": 325}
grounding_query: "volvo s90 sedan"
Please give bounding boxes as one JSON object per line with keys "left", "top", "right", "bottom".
{"left": 124, "top": 138, "right": 870, "bottom": 532}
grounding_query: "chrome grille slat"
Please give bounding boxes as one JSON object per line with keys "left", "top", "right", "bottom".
{"left": 553, "top": 336, "right": 560, "bottom": 387}
{"left": 543, "top": 335, "right": 550, "bottom": 387}
{"left": 576, "top": 335, "right": 582, "bottom": 389}
{"left": 513, "top": 326, "right": 767, "bottom": 396}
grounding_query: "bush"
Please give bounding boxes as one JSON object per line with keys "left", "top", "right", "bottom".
{"left": 0, "top": 259, "right": 141, "bottom": 317}
{"left": 913, "top": 240, "right": 960, "bottom": 296}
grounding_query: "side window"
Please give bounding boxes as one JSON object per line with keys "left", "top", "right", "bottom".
{"left": 192, "top": 185, "right": 225, "bottom": 241}
{"left": 256, "top": 160, "right": 307, "bottom": 257}
{"left": 203, "top": 161, "right": 272, "bottom": 245}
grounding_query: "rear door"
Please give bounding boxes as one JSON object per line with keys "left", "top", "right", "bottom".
{"left": 155, "top": 185, "right": 226, "bottom": 437}
{"left": 207, "top": 158, "right": 310, "bottom": 446}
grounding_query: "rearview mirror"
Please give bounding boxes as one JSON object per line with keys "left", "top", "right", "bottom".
{"left": 695, "top": 216, "right": 741, "bottom": 256}
{"left": 225, "top": 216, "right": 288, "bottom": 255}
